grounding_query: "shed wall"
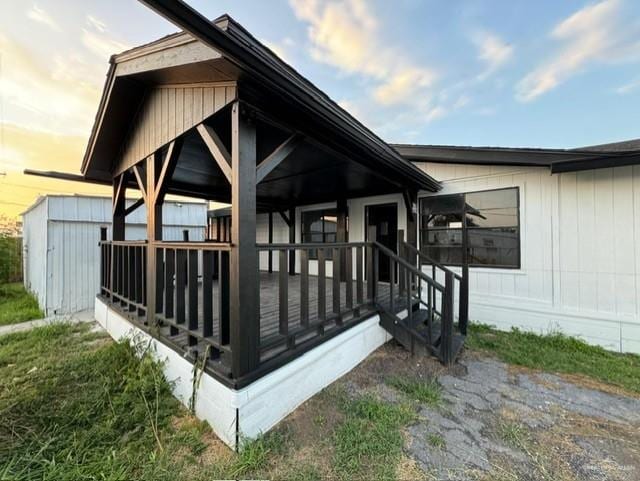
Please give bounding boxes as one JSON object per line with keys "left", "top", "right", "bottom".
{"left": 23, "top": 196, "right": 207, "bottom": 315}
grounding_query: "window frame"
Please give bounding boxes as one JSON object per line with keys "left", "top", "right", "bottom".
{"left": 419, "top": 187, "right": 521, "bottom": 269}
{"left": 301, "top": 208, "right": 344, "bottom": 260}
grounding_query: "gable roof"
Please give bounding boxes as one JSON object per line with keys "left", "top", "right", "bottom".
{"left": 81, "top": 13, "right": 440, "bottom": 192}
{"left": 393, "top": 139, "right": 640, "bottom": 174}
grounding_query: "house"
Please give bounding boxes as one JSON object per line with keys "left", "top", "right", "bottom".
{"left": 27, "top": 2, "right": 640, "bottom": 448}
{"left": 22, "top": 195, "right": 207, "bottom": 315}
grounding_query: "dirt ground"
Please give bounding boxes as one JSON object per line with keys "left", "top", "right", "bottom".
{"left": 284, "top": 342, "right": 640, "bottom": 480}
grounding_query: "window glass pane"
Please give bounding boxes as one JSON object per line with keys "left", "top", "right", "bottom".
{"left": 425, "top": 246, "right": 463, "bottom": 265}
{"left": 427, "top": 229, "right": 462, "bottom": 246}
{"left": 466, "top": 188, "right": 517, "bottom": 210}
{"left": 421, "top": 194, "right": 464, "bottom": 216}
{"left": 302, "top": 211, "right": 323, "bottom": 235}
{"left": 466, "top": 208, "right": 518, "bottom": 228}
{"left": 426, "top": 213, "right": 464, "bottom": 228}
{"left": 467, "top": 227, "right": 519, "bottom": 267}
{"left": 322, "top": 213, "right": 338, "bottom": 233}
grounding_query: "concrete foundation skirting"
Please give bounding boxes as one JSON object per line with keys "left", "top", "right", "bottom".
{"left": 94, "top": 297, "right": 391, "bottom": 449}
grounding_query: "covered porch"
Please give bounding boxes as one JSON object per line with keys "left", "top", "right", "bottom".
{"left": 78, "top": 12, "right": 465, "bottom": 388}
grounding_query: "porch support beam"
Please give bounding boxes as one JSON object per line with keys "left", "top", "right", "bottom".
{"left": 112, "top": 174, "right": 126, "bottom": 240}
{"left": 337, "top": 198, "right": 348, "bottom": 272}
{"left": 268, "top": 211, "right": 273, "bottom": 273}
{"left": 197, "top": 123, "right": 232, "bottom": 184}
{"left": 278, "top": 209, "right": 292, "bottom": 227}
{"left": 404, "top": 189, "right": 418, "bottom": 268}
{"left": 288, "top": 207, "right": 295, "bottom": 275}
{"left": 124, "top": 197, "right": 145, "bottom": 216}
{"left": 145, "top": 152, "right": 164, "bottom": 326}
{"left": 132, "top": 164, "right": 147, "bottom": 202}
{"left": 156, "top": 138, "right": 183, "bottom": 204}
{"left": 256, "top": 134, "right": 303, "bottom": 184}
{"left": 229, "top": 101, "right": 260, "bottom": 377}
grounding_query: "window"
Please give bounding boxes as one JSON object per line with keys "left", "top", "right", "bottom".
{"left": 302, "top": 208, "right": 343, "bottom": 259}
{"left": 420, "top": 187, "right": 520, "bottom": 268}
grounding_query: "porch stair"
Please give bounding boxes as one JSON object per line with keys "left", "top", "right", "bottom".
{"left": 372, "top": 240, "right": 468, "bottom": 366}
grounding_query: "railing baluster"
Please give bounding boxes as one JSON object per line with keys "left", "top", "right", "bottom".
{"left": 366, "top": 243, "right": 374, "bottom": 302}
{"left": 406, "top": 269, "right": 412, "bottom": 325}
{"left": 155, "top": 246, "right": 164, "bottom": 318}
{"left": 187, "top": 249, "right": 198, "bottom": 346}
{"left": 345, "top": 247, "right": 353, "bottom": 310}
{"left": 332, "top": 247, "right": 341, "bottom": 323}
{"left": 279, "top": 249, "right": 288, "bottom": 337}
{"left": 373, "top": 246, "right": 379, "bottom": 303}
{"left": 300, "top": 249, "right": 309, "bottom": 327}
{"left": 175, "top": 249, "right": 186, "bottom": 327}
{"left": 165, "top": 248, "right": 176, "bottom": 334}
{"left": 318, "top": 248, "right": 326, "bottom": 323}
{"left": 218, "top": 251, "right": 230, "bottom": 345}
{"left": 440, "top": 271, "right": 455, "bottom": 365}
{"left": 202, "top": 250, "right": 213, "bottom": 338}
{"left": 356, "top": 246, "right": 363, "bottom": 310}
{"left": 389, "top": 258, "right": 395, "bottom": 312}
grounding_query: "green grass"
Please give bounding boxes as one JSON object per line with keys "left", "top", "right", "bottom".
{"left": 0, "top": 283, "right": 43, "bottom": 326}
{"left": 468, "top": 323, "right": 640, "bottom": 394}
{"left": 0, "top": 322, "right": 303, "bottom": 481}
{"left": 333, "top": 395, "right": 416, "bottom": 480}
{"left": 427, "top": 432, "right": 446, "bottom": 449}
{"left": 496, "top": 421, "right": 528, "bottom": 448}
{"left": 386, "top": 375, "right": 443, "bottom": 406}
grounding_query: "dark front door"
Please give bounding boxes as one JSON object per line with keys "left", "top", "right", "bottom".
{"left": 366, "top": 203, "right": 398, "bottom": 282}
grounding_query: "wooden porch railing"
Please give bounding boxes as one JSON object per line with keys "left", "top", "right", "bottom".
{"left": 256, "top": 242, "right": 376, "bottom": 362}
{"left": 99, "top": 236, "right": 466, "bottom": 384}
{"left": 100, "top": 240, "right": 147, "bottom": 317}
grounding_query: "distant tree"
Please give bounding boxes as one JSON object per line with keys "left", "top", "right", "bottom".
{"left": 0, "top": 215, "right": 22, "bottom": 284}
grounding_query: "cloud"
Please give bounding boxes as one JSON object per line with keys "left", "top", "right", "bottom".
{"left": 516, "top": 0, "right": 640, "bottom": 102}
{"left": 615, "top": 77, "right": 640, "bottom": 94}
{"left": 0, "top": 33, "right": 101, "bottom": 136}
{"left": 87, "top": 14, "right": 107, "bottom": 32}
{"left": 26, "top": 5, "right": 60, "bottom": 32}
{"left": 289, "top": 0, "right": 438, "bottom": 110}
{"left": 82, "top": 28, "right": 129, "bottom": 60}
{"left": 472, "top": 31, "right": 513, "bottom": 80}
{"left": 263, "top": 37, "right": 295, "bottom": 64}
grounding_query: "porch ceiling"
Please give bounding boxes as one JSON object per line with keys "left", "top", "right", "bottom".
{"left": 161, "top": 110, "right": 413, "bottom": 210}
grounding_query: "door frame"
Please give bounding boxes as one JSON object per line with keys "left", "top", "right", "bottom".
{"left": 364, "top": 202, "right": 399, "bottom": 283}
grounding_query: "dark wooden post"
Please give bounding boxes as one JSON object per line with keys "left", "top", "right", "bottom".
{"left": 145, "top": 153, "right": 164, "bottom": 326}
{"left": 398, "top": 229, "right": 405, "bottom": 295}
{"left": 336, "top": 198, "right": 348, "bottom": 272}
{"left": 288, "top": 207, "right": 295, "bottom": 275}
{"left": 230, "top": 102, "right": 259, "bottom": 377}
{"left": 112, "top": 175, "right": 126, "bottom": 241}
{"left": 404, "top": 190, "right": 418, "bottom": 268}
{"left": 268, "top": 211, "right": 273, "bottom": 273}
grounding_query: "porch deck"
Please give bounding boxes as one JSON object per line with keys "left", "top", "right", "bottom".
{"left": 107, "top": 269, "right": 404, "bottom": 382}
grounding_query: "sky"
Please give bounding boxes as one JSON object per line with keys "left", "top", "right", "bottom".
{"left": 1, "top": 0, "right": 639, "bottom": 219}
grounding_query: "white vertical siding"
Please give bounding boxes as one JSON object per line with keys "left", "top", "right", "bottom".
{"left": 412, "top": 162, "right": 640, "bottom": 353}
{"left": 22, "top": 197, "right": 48, "bottom": 310}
